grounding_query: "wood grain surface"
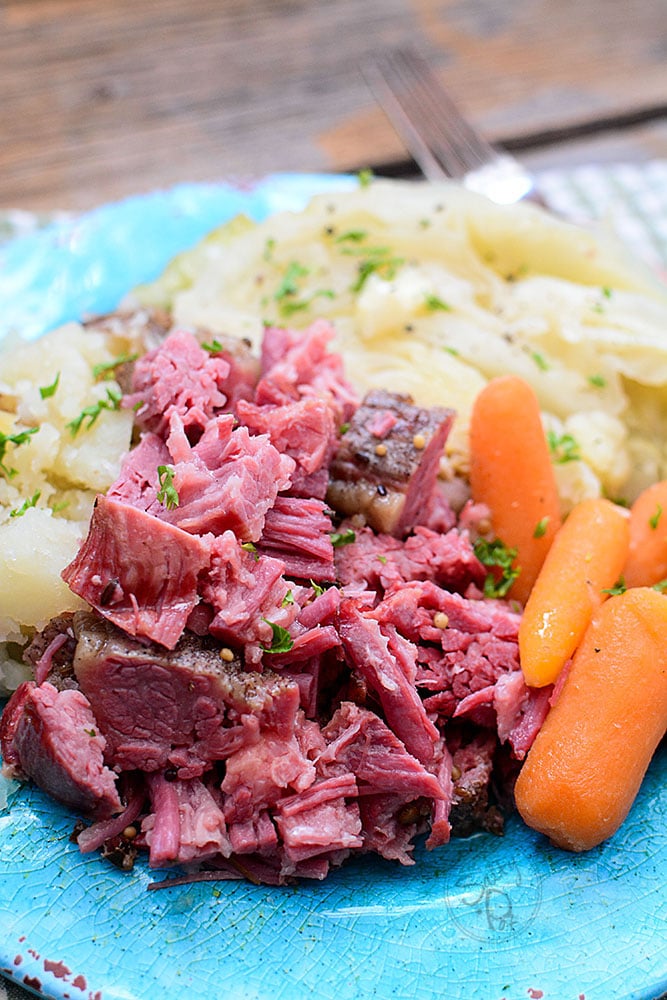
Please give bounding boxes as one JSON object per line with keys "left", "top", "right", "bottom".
{"left": 1, "top": 0, "right": 666, "bottom": 209}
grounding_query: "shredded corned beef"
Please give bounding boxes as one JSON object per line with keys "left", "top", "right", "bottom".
{"left": 1, "top": 312, "right": 548, "bottom": 886}
{"left": 125, "top": 328, "right": 236, "bottom": 438}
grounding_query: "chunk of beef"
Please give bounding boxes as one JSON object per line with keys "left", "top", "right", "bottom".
{"left": 125, "top": 329, "right": 233, "bottom": 438}
{"left": 274, "top": 772, "right": 363, "bottom": 863}
{"left": 334, "top": 523, "right": 485, "bottom": 595}
{"left": 0, "top": 680, "right": 121, "bottom": 818}
{"left": 142, "top": 773, "right": 231, "bottom": 867}
{"left": 107, "top": 432, "right": 169, "bottom": 509}
{"left": 236, "top": 396, "right": 336, "bottom": 499}
{"left": 483, "top": 670, "right": 553, "bottom": 760}
{"left": 226, "top": 810, "right": 278, "bottom": 857}
{"left": 357, "top": 792, "right": 423, "bottom": 865}
{"left": 365, "top": 581, "right": 521, "bottom": 717}
{"left": 62, "top": 496, "right": 210, "bottom": 650}
{"left": 327, "top": 390, "right": 454, "bottom": 537}
{"left": 109, "top": 412, "right": 295, "bottom": 542}
{"left": 161, "top": 412, "right": 295, "bottom": 540}
{"left": 337, "top": 601, "right": 439, "bottom": 764}
{"left": 448, "top": 732, "right": 503, "bottom": 837}
{"left": 200, "top": 531, "right": 297, "bottom": 650}
{"left": 222, "top": 729, "right": 317, "bottom": 824}
{"left": 200, "top": 333, "right": 260, "bottom": 411}
{"left": 426, "top": 739, "right": 455, "bottom": 849}
{"left": 71, "top": 612, "right": 300, "bottom": 777}
{"left": 258, "top": 496, "right": 336, "bottom": 581}
{"left": 319, "top": 702, "right": 443, "bottom": 800}
{"left": 257, "top": 321, "right": 359, "bottom": 425}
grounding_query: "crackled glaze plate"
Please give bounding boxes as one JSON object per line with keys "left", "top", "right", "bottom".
{"left": 0, "top": 175, "right": 666, "bottom": 1000}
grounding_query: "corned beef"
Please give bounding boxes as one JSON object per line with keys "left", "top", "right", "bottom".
{"left": 62, "top": 496, "right": 210, "bottom": 649}
{"left": 201, "top": 530, "right": 297, "bottom": 650}
{"left": 258, "top": 496, "right": 336, "bottom": 581}
{"left": 0, "top": 680, "right": 121, "bottom": 818}
{"left": 126, "top": 329, "right": 232, "bottom": 438}
{"left": 257, "top": 320, "right": 358, "bottom": 425}
{"left": 161, "top": 413, "right": 295, "bottom": 540}
{"left": 334, "top": 523, "right": 486, "bottom": 594}
{"left": 3, "top": 314, "right": 547, "bottom": 887}
{"left": 71, "top": 611, "right": 300, "bottom": 777}
{"left": 236, "top": 396, "right": 336, "bottom": 499}
{"left": 337, "top": 601, "right": 439, "bottom": 765}
{"left": 142, "top": 774, "right": 231, "bottom": 867}
{"left": 327, "top": 389, "right": 454, "bottom": 536}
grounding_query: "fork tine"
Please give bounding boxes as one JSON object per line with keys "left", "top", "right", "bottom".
{"left": 362, "top": 47, "right": 498, "bottom": 180}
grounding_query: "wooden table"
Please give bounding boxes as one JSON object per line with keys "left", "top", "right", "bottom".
{"left": 1, "top": 0, "right": 665, "bottom": 211}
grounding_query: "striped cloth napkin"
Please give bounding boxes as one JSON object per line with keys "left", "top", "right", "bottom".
{"left": 536, "top": 159, "right": 667, "bottom": 274}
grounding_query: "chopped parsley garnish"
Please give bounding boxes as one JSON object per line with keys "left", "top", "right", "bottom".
{"left": 156, "top": 465, "right": 179, "bottom": 510}
{"left": 357, "top": 168, "right": 373, "bottom": 188}
{"left": 263, "top": 237, "right": 276, "bottom": 261}
{"left": 330, "top": 528, "right": 356, "bottom": 547}
{"left": 310, "top": 580, "right": 325, "bottom": 597}
{"left": 273, "top": 261, "right": 334, "bottom": 317}
{"left": 350, "top": 252, "right": 405, "bottom": 293}
{"left": 66, "top": 386, "right": 122, "bottom": 436}
{"left": 602, "top": 577, "right": 627, "bottom": 596}
{"left": 533, "top": 516, "right": 550, "bottom": 539}
{"left": 92, "top": 353, "right": 138, "bottom": 380}
{"left": 547, "top": 430, "right": 581, "bottom": 464}
{"left": 424, "top": 294, "right": 451, "bottom": 312}
{"left": 281, "top": 589, "right": 295, "bottom": 607}
{"left": 279, "top": 289, "right": 335, "bottom": 318}
{"left": 261, "top": 619, "right": 294, "bottom": 654}
{"left": 653, "top": 579, "right": 667, "bottom": 593}
{"left": 376, "top": 554, "right": 388, "bottom": 564}
{"left": 588, "top": 374, "right": 607, "bottom": 388}
{"left": 339, "top": 422, "right": 350, "bottom": 435}
{"left": 335, "top": 230, "right": 368, "bottom": 243}
{"left": 0, "top": 426, "right": 38, "bottom": 478}
{"left": 241, "top": 541, "right": 259, "bottom": 560}
{"left": 39, "top": 372, "right": 60, "bottom": 399}
{"left": 473, "top": 537, "right": 520, "bottom": 599}
{"left": 531, "top": 350, "right": 549, "bottom": 371}
{"left": 649, "top": 503, "right": 663, "bottom": 530}
{"left": 274, "top": 261, "right": 310, "bottom": 301}
{"left": 590, "top": 289, "right": 611, "bottom": 314}
{"left": 9, "top": 490, "right": 41, "bottom": 518}
{"left": 201, "top": 339, "right": 224, "bottom": 354}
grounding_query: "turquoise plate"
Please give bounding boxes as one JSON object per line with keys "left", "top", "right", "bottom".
{"left": 0, "top": 175, "right": 666, "bottom": 1000}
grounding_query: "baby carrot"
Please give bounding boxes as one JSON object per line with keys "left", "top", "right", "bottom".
{"left": 514, "top": 587, "right": 667, "bottom": 852}
{"left": 518, "top": 496, "right": 629, "bottom": 687}
{"left": 468, "top": 375, "right": 562, "bottom": 605}
{"left": 623, "top": 479, "right": 667, "bottom": 589}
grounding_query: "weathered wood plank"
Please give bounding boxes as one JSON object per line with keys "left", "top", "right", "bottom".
{"left": 0, "top": 0, "right": 665, "bottom": 209}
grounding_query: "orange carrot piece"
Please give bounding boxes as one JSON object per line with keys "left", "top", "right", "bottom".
{"left": 518, "top": 496, "right": 629, "bottom": 687}
{"left": 468, "top": 375, "right": 562, "bottom": 605}
{"left": 623, "top": 479, "right": 667, "bottom": 589}
{"left": 514, "top": 587, "right": 667, "bottom": 852}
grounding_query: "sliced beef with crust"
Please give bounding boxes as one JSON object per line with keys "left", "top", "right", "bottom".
{"left": 327, "top": 389, "right": 454, "bottom": 537}
{"left": 71, "top": 611, "right": 300, "bottom": 778}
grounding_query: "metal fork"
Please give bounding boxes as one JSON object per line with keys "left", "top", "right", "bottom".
{"left": 362, "top": 47, "right": 542, "bottom": 206}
